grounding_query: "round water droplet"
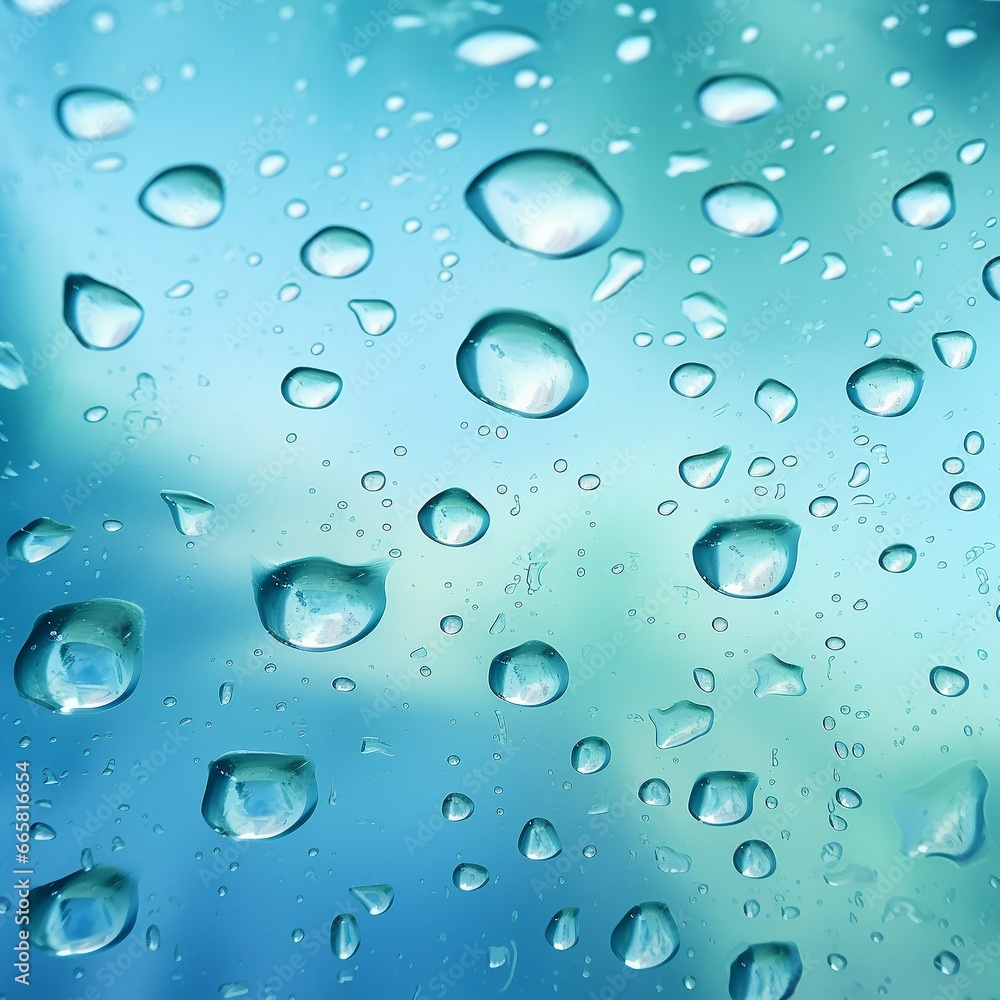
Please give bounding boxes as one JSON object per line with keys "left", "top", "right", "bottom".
{"left": 696, "top": 74, "right": 782, "bottom": 125}
{"left": 730, "top": 944, "right": 803, "bottom": 1000}
{"left": 616, "top": 31, "right": 652, "bottom": 64}
{"left": 332, "top": 676, "right": 356, "bottom": 692}
{"left": 578, "top": 473, "right": 600, "bottom": 491}
{"left": 702, "top": 182, "right": 781, "bottom": 237}
{"left": 488, "top": 640, "right": 569, "bottom": 707}
{"left": 879, "top": 543, "right": 917, "bottom": 573}
{"left": 692, "top": 517, "right": 800, "bottom": 598}
{"left": 417, "top": 488, "right": 490, "bottom": 546}
{"left": 465, "top": 149, "right": 622, "bottom": 258}
{"left": 809, "top": 496, "right": 838, "bottom": 518}
{"left": 836, "top": 787, "right": 862, "bottom": 809}
{"left": 301, "top": 226, "right": 373, "bottom": 278}
{"left": 440, "top": 615, "right": 463, "bottom": 634}
{"left": 748, "top": 457, "right": 775, "bottom": 478}
{"left": 657, "top": 500, "right": 679, "bottom": 516}
{"left": 964, "top": 431, "right": 984, "bottom": 455}
{"left": 56, "top": 87, "right": 134, "bottom": 140}
{"left": 518, "top": 817, "right": 562, "bottom": 860}
{"left": 638, "top": 778, "right": 670, "bottom": 806}
{"left": 442, "top": 792, "right": 474, "bottom": 821}
{"left": 253, "top": 557, "right": 388, "bottom": 651}
{"left": 571, "top": 736, "right": 611, "bottom": 774}
{"left": 733, "top": 839, "right": 776, "bottom": 878}
{"left": 846, "top": 357, "right": 924, "bottom": 417}
{"left": 280, "top": 367, "right": 343, "bottom": 409}
{"left": 950, "top": 481, "right": 985, "bottom": 511}
{"left": 688, "top": 770, "right": 758, "bottom": 825}
{"left": 930, "top": 665, "right": 969, "bottom": 697}
{"left": 932, "top": 331, "right": 976, "bottom": 369}
{"left": 457, "top": 310, "right": 588, "bottom": 418}
{"left": 670, "top": 363, "right": 716, "bottom": 398}
{"left": 935, "top": 950, "right": 960, "bottom": 975}
{"left": 138, "top": 165, "right": 224, "bottom": 228}
{"left": 453, "top": 862, "right": 489, "bottom": 891}
{"left": 610, "top": 901, "right": 680, "bottom": 969}
{"left": 256, "top": 151, "right": 288, "bottom": 178}
{"left": 892, "top": 172, "right": 955, "bottom": 229}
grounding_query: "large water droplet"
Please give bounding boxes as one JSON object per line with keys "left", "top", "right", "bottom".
{"left": 301, "top": 226, "right": 373, "bottom": 277}
{"left": 331, "top": 914, "right": 360, "bottom": 959}
{"left": 15, "top": 599, "right": 144, "bottom": 712}
{"left": 670, "top": 363, "right": 716, "bottom": 397}
{"left": 846, "top": 357, "right": 924, "bottom": 416}
{"left": 160, "top": 491, "right": 217, "bottom": 536}
{"left": 138, "top": 165, "right": 224, "bottom": 228}
{"left": 932, "top": 331, "right": 976, "bottom": 370}
{"left": 950, "top": 481, "right": 985, "bottom": 511}
{"left": 417, "top": 488, "right": 490, "bottom": 546}
{"left": 734, "top": 840, "right": 777, "bottom": 878}
{"left": 252, "top": 557, "right": 388, "bottom": 651}
{"left": 456, "top": 310, "right": 588, "bottom": 418}
{"left": 754, "top": 379, "right": 797, "bottom": 423}
{"left": 545, "top": 907, "right": 580, "bottom": 950}
{"left": 689, "top": 771, "right": 758, "bottom": 825}
{"left": 702, "top": 183, "right": 781, "bottom": 237}
{"left": 455, "top": 28, "right": 540, "bottom": 66}
{"left": 571, "top": 736, "right": 611, "bottom": 774}
{"left": 453, "top": 863, "right": 489, "bottom": 891}
{"left": 280, "top": 367, "right": 343, "bottom": 409}
{"left": 894, "top": 760, "right": 987, "bottom": 862}
{"left": 7, "top": 516, "right": 76, "bottom": 563}
{"left": 697, "top": 74, "right": 782, "bottom": 125}
{"left": 201, "top": 751, "right": 317, "bottom": 840}
{"left": 750, "top": 654, "right": 806, "bottom": 697}
{"left": 929, "top": 665, "right": 969, "bottom": 697}
{"left": 488, "top": 640, "right": 569, "bottom": 707}
{"left": 679, "top": 446, "right": 731, "bottom": 488}
{"left": 465, "top": 150, "right": 622, "bottom": 258}
{"left": 878, "top": 543, "right": 916, "bottom": 573}
{"left": 610, "top": 901, "right": 680, "bottom": 969}
{"left": 649, "top": 700, "right": 714, "bottom": 749}
{"left": 518, "top": 817, "right": 562, "bottom": 860}
{"left": 729, "top": 942, "right": 802, "bottom": 1000}
{"left": 30, "top": 865, "right": 137, "bottom": 956}
{"left": 56, "top": 87, "right": 134, "bottom": 140}
{"left": 692, "top": 517, "right": 801, "bottom": 599}
{"left": 64, "top": 274, "right": 143, "bottom": 350}
{"left": 893, "top": 172, "right": 955, "bottom": 228}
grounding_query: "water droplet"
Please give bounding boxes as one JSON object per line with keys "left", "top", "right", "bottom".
{"left": 748, "top": 457, "right": 775, "bottom": 478}
{"left": 729, "top": 943, "right": 802, "bottom": 1000}
{"left": 361, "top": 470, "right": 386, "bottom": 492}
{"left": 280, "top": 367, "right": 343, "bottom": 409}
{"left": 932, "top": 330, "right": 976, "bottom": 370}
{"left": 465, "top": 150, "right": 622, "bottom": 258}
{"left": 301, "top": 226, "right": 372, "bottom": 278}
{"left": 571, "top": 736, "right": 611, "bottom": 774}
{"left": 879, "top": 543, "right": 917, "bottom": 573}
{"left": 679, "top": 446, "right": 731, "bottom": 489}
{"left": 688, "top": 771, "right": 758, "bottom": 825}
{"left": 488, "top": 640, "right": 569, "bottom": 707}
{"left": 654, "top": 846, "right": 691, "bottom": 873}
{"left": 893, "top": 173, "right": 955, "bottom": 229}
{"left": 809, "top": 496, "right": 838, "bottom": 518}
{"left": 944, "top": 26, "right": 976, "bottom": 48}
{"left": 696, "top": 74, "right": 782, "bottom": 125}
{"left": 6, "top": 517, "right": 76, "bottom": 563}
{"left": 518, "top": 817, "right": 562, "bottom": 860}
{"left": 693, "top": 667, "right": 716, "bottom": 693}
{"left": 734, "top": 840, "right": 776, "bottom": 878}
{"left": 754, "top": 379, "right": 797, "bottom": 423}
{"left": 657, "top": 500, "right": 679, "bottom": 516}
{"left": 958, "top": 139, "right": 987, "bottom": 165}
{"left": 256, "top": 151, "right": 288, "bottom": 177}
{"left": 578, "top": 473, "right": 600, "bottom": 491}
{"left": 692, "top": 517, "right": 800, "bottom": 599}
{"left": 610, "top": 901, "right": 680, "bottom": 969}
{"left": 102, "top": 519, "right": 123, "bottom": 532}
{"left": 950, "top": 481, "right": 985, "bottom": 511}
{"left": 56, "top": 87, "right": 134, "bottom": 140}
{"left": 545, "top": 907, "right": 580, "bottom": 950}
{"left": 15, "top": 599, "right": 144, "bottom": 712}
{"left": 348, "top": 299, "right": 396, "bottom": 336}
{"left": 670, "top": 363, "right": 716, "bottom": 398}
{"left": 417, "top": 488, "right": 490, "bottom": 546}
{"left": 138, "top": 165, "right": 224, "bottom": 228}
{"left": 592, "top": 247, "right": 645, "bottom": 302}
{"left": 964, "top": 431, "right": 984, "bottom": 455}
{"left": 649, "top": 700, "right": 714, "bottom": 748}
{"left": 349, "top": 883, "right": 393, "bottom": 916}
{"left": 201, "top": 751, "right": 317, "bottom": 840}
{"left": 30, "top": 865, "right": 137, "bottom": 956}
{"left": 894, "top": 760, "right": 987, "bottom": 862}
{"left": 681, "top": 291, "right": 728, "bottom": 339}
{"left": 702, "top": 182, "right": 781, "bottom": 237}
{"left": 455, "top": 28, "right": 539, "bottom": 66}
{"left": 456, "top": 310, "right": 588, "bottom": 418}
{"left": 616, "top": 31, "right": 652, "bottom": 63}
{"left": 252, "top": 557, "right": 388, "bottom": 651}
{"left": 639, "top": 778, "right": 670, "bottom": 806}
{"left": 751, "top": 653, "right": 806, "bottom": 697}
{"left": 64, "top": 274, "right": 143, "bottom": 351}
{"left": 846, "top": 357, "right": 923, "bottom": 417}
{"left": 934, "top": 950, "right": 961, "bottom": 975}
{"left": 330, "top": 914, "right": 360, "bottom": 959}
{"left": 160, "top": 491, "right": 216, "bottom": 536}
{"left": 930, "top": 666, "right": 969, "bottom": 699}
{"left": 442, "top": 792, "right": 474, "bottom": 821}
{"left": 453, "top": 862, "right": 489, "bottom": 891}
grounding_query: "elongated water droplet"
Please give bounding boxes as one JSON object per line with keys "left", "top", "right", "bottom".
{"left": 331, "top": 913, "right": 360, "bottom": 959}
{"left": 592, "top": 247, "right": 645, "bottom": 302}
{"left": 417, "top": 488, "right": 490, "bottom": 546}
{"left": 846, "top": 357, "right": 923, "bottom": 416}
{"left": 139, "top": 165, "right": 224, "bottom": 228}
{"left": 455, "top": 28, "right": 539, "bottom": 66}
{"left": 301, "top": 226, "right": 372, "bottom": 277}
{"left": 892, "top": 172, "right": 955, "bottom": 229}
{"left": 64, "top": 274, "right": 143, "bottom": 351}
{"left": 453, "top": 862, "right": 489, "bottom": 891}
{"left": 754, "top": 379, "right": 797, "bottom": 423}
{"left": 252, "top": 557, "right": 388, "bottom": 651}
{"left": 734, "top": 840, "right": 776, "bottom": 878}
{"left": 201, "top": 751, "right": 317, "bottom": 840}
{"left": 15, "top": 599, "right": 144, "bottom": 712}
{"left": 610, "top": 901, "right": 680, "bottom": 969}
{"left": 349, "top": 884, "right": 393, "bottom": 915}
{"left": 702, "top": 182, "right": 781, "bottom": 237}
{"left": 958, "top": 139, "right": 987, "bottom": 165}
{"left": 779, "top": 237, "right": 810, "bottom": 264}
{"left": 545, "top": 907, "right": 580, "bottom": 950}
{"left": 693, "top": 667, "right": 716, "bottom": 693}
{"left": 348, "top": 299, "right": 396, "bottom": 336}
{"left": 56, "top": 87, "right": 134, "bottom": 140}
{"left": 689, "top": 770, "right": 758, "bottom": 825}
{"left": 649, "top": 700, "right": 714, "bottom": 749}
{"left": 696, "top": 74, "right": 782, "bottom": 125}
{"left": 518, "top": 817, "right": 562, "bottom": 860}
{"left": 932, "top": 331, "right": 976, "bottom": 369}
{"left": 7, "top": 517, "right": 76, "bottom": 563}
{"left": 670, "top": 363, "right": 716, "bottom": 397}
{"left": 679, "top": 446, "right": 731, "bottom": 488}
{"left": 457, "top": 310, "right": 588, "bottom": 418}
{"left": 160, "top": 491, "right": 216, "bottom": 536}
{"left": 465, "top": 150, "right": 622, "bottom": 258}
{"left": 616, "top": 31, "right": 652, "bottom": 64}
{"left": 281, "top": 367, "right": 343, "bottom": 409}
{"left": 692, "top": 517, "right": 800, "bottom": 599}
{"left": 488, "top": 640, "right": 569, "bottom": 707}
{"left": 30, "top": 865, "right": 138, "bottom": 956}
{"left": 729, "top": 942, "right": 802, "bottom": 1000}
{"left": 571, "top": 736, "right": 611, "bottom": 774}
